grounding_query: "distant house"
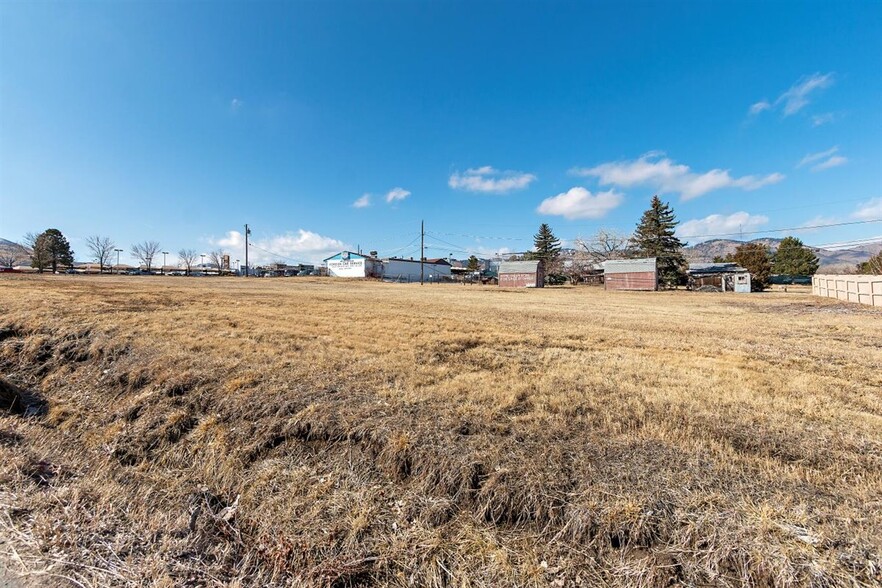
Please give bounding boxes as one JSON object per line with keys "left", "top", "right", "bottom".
{"left": 687, "top": 262, "right": 751, "bottom": 292}
{"left": 603, "top": 258, "right": 658, "bottom": 291}
{"left": 498, "top": 260, "right": 544, "bottom": 288}
{"left": 381, "top": 257, "right": 451, "bottom": 282}
{"left": 324, "top": 251, "right": 381, "bottom": 278}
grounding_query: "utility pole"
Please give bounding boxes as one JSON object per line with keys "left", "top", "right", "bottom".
{"left": 114, "top": 248, "right": 122, "bottom": 274}
{"left": 244, "top": 223, "right": 250, "bottom": 277}
{"left": 420, "top": 220, "right": 424, "bottom": 285}
{"left": 161, "top": 251, "right": 169, "bottom": 275}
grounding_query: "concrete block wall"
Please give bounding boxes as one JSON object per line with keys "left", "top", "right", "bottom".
{"left": 812, "top": 275, "right": 882, "bottom": 307}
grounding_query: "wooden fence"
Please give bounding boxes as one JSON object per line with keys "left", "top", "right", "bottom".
{"left": 812, "top": 274, "right": 882, "bottom": 307}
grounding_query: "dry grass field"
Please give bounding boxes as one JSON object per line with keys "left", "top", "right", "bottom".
{"left": 0, "top": 275, "right": 880, "bottom": 587}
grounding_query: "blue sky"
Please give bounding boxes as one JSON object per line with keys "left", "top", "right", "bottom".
{"left": 1, "top": 1, "right": 881, "bottom": 265}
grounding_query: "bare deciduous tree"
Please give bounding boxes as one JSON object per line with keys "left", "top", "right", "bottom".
{"left": 178, "top": 249, "right": 198, "bottom": 276}
{"left": 575, "top": 229, "right": 630, "bottom": 264}
{"left": 207, "top": 249, "right": 229, "bottom": 274}
{"left": 23, "top": 232, "right": 49, "bottom": 273}
{"left": 557, "top": 229, "right": 632, "bottom": 285}
{"left": 0, "top": 240, "right": 27, "bottom": 268}
{"left": 131, "top": 241, "right": 161, "bottom": 273}
{"left": 86, "top": 235, "right": 116, "bottom": 273}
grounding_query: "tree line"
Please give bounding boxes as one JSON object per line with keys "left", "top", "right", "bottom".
{"left": 4, "top": 228, "right": 232, "bottom": 275}
{"left": 520, "top": 195, "right": 881, "bottom": 289}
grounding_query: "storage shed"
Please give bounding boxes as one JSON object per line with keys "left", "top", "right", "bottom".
{"left": 687, "top": 262, "right": 751, "bottom": 292}
{"left": 498, "top": 260, "right": 544, "bottom": 288}
{"left": 603, "top": 258, "right": 658, "bottom": 291}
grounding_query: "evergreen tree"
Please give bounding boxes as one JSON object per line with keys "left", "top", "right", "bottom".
{"left": 467, "top": 255, "right": 480, "bottom": 271}
{"left": 533, "top": 223, "right": 561, "bottom": 267}
{"left": 629, "top": 196, "right": 686, "bottom": 288}
{"left": 32, "top": 229, "right": 74, "bottom": 273}
{"left": 733, "top": 242, "right": 772, "bottom": 291}
{"left": 857, "top": 251, "right": 882, "bottom": 274}
{"left": 772, "top": 236, "right": 819, "bottom": 276}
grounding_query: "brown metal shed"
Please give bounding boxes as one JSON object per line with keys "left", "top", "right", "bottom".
{"left": 603, "top": 258, "right": 658, "bottom": 291}
{"left": 498, "top": 260, "right": 545, "bottom": 288}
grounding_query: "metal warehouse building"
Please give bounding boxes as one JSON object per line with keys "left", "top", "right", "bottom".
{"left": 603, "top": 258, "right": 658, "bottom": 291}
{"left": 498, "top": 260, "right": 544, "bottom": 288}
{"left": 381, "top": 257, "right": 451, "bottom": 282}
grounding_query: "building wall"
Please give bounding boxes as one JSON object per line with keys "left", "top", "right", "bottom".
{"left": 499, "top": 271, "right": 541, "bottom": 288}
{"left": 605, "top": 271, "right": 657, "bottom": 291}
{"left": 813, "top": 274, "right": 882, "bottom": 307}
{"left": 327, "top": 257, "right": 368, "bottom": 277}
{"left": 381, "top": 260, "right": 451, "bottom": 282}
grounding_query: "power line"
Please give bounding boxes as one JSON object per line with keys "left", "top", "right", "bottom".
{"left": 677, "top": 218, "right": 882, "bottom": 240}
{"left": 814, "top": 235, "right": 882, "bottom": 249}
{"left": 428, "top": 230, "right": 529, "bottom": 242}
{"left": 429, "top": 218, "right": 882, "bottom": 245}
{"left": 378, "top": 234, "right": 422, "bottom": 257}
{"left": 424, "top": 233, "right": 471, "bottom": 252}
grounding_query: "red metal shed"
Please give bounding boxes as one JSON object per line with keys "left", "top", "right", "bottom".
{"left": 498, "top": 260, "right": 545, "bottom": 288}
{"left": 603, "top": 258, "right": 658, "bottom": 291}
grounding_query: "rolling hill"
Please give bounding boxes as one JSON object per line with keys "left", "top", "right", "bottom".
{"left": 0, "top": 238, "right": 30, "bottom": 267}
{"left": 684, "top": 238, "right": 880, "bottom": 272}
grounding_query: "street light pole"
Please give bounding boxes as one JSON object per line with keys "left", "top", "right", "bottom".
{"left": 114, "top": 248, "right": 123, "bottom": 274}
{"left": 200, "top": 254, "right": 206, "bottom": 275}
{"left": 161, "top": 251, "right": 169, "bottom": 275}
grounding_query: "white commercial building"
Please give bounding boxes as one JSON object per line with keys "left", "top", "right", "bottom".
{"left": 324, "top": 251, "right": 381, "bottom": 278}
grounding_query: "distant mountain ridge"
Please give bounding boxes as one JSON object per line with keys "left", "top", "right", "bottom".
{"left": 684, "top": 238, "right": 880, "bottom": 272}
{"left": 0, "top": 238, "right": 31, "bottom": 267}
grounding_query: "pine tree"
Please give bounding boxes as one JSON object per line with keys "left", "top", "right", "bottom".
{"left": 629, "top": 196, "right": 686, "bottom": 288}
{"left": 733, "top": 242, "right": 772, "bottom": 291}
{"left": 467, "top": 255, "right": 480, "bottom": 271}
{"left": 772, "top": 236, "right": 819, "bottom": 276}
{"left": 533, "top": 223, "right": 561, "bottom": 268}
{"left": 857, "top": 251, "right": 882, "bottom": 274}
{"left": 32, "top": 229, "right": 74, "bottom": 273}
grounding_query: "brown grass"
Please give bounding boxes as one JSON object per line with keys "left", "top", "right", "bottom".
{"left": 0, "top": 274, "right": 880, "bottom": 587}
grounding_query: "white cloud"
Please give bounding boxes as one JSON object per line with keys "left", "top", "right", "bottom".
{"left": 385, "top": 187, "right": 410, "bottom": 203}
{"left": 749, "top": 100, "right": 772, "bottom": 115}
{"left": 215, "top": 230, "right": 243, "bottom": 248}
{"left": 812, "top": 155, "right": 847, "bottom": 172}
{"left": 352, "top": 194, "right": 371, "bottom": 208}
{"left": 778, "top": 73, "right": 834, "bottom": 115}
{"left": 853, "top": 197, "right": 882, "bottom": 220}
{"left": 210, "top": 229, "right": 349, "bottom": 264}
{"left": 750, "top": 72, "right": 834, "bottom": 117}
{"left": 571, "top": 153, "right": 784, "bottom": 200}
{"left": 798, "top": 146, "right": 839, "bottom": 167}
{"left": 230, "top": 98, "right": 243, "bottom": 112}
{"left": 811, "top": 112, "right": 836, "bottom": 127}
{"left": 536, "top": 187, "right": 624, "bottom": 220}
{"left": 677, "top": 212, "right": 769, "bottom": 242}
{"left": 448, "top": 166, "right": 537, "bottom": 194}
{"left": 797, "top": 146, "right": 847, "bottom": 172}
